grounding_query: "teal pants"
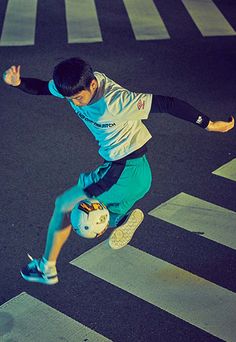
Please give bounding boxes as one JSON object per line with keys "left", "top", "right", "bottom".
{"left": 77, "top": 154, "right": 152, "bottom": 227}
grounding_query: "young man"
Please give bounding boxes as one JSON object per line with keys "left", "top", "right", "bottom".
{"left": 2, "top": 57, "right": 234, "bottom": 285}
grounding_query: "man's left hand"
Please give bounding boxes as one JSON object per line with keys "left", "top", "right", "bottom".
{"left": 206, "top": 115, "right": 235, "bottom": 133}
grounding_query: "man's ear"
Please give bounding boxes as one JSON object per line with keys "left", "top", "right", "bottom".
{"left": 90, "top": 79, "right": 97, "bottom": 91}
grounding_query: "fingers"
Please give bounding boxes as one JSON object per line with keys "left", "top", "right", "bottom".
{"left": 225, "top": 116, "right": 234, "bottom": 132}
{"left": 230, "top": 116, "right": 235, "bottom": 129}
{"left": 2, "top": 65, "right": 20, "bottom": 78}
{"left": 5, "top": 65, "right": 20, "bottom": 74}
{"left": 11, "top": 65, "right": 20, "bottom": 74}
{"left": 6, "top": 65, "right": 16, "bottom": 73}
{"left": 2, "top": 64, "right": 21, "bottom": 85}
{"left": 229, "top": 115, "right": 234, "bottom": 127}
{"left": 3, "top": 66, "right": 13, "bottom": 78}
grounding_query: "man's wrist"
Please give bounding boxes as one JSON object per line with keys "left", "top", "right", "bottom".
{"left": 10, "top": 79, "right": 21, "bottom": 87}
{"left": 205, "top": 121, "right": 214, "bottom": 131}
{"left": 14, "top": 79, "right": 21, "bottom": 87}
{"left": 195, "top": 114, "right": 210, "bottom": 129}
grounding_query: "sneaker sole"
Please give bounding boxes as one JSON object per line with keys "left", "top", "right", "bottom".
{"left": 108, "top": 209, "right": 144, "bottom": 250}
{"left": 20, "top": 271, "right": 58, "bottom": 285}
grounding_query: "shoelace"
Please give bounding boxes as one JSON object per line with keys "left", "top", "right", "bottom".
{"left": 27, "top": 253, "right": 34, "bottom": 261}
{"left": 27, "top": 253, "right": 42, "bottom": 272}
{"left": 27, "top": 253, "right": 56, "bottom": 276}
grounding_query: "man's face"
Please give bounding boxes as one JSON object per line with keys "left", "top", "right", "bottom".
{"left": 67, "top": 79, "right": 98, "bottom": 107}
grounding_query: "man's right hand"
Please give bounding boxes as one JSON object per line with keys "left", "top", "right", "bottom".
{"left": 2, "top": 65, "right": 21, "bottom": 86}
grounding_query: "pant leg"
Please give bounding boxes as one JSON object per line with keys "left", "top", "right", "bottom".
{"left": 77, "top": 155, "right": 152, "bottom": 228}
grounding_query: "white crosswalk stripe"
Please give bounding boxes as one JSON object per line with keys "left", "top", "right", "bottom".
{"left": 149, "top": 192, "right": 236, "bottom": 250}
{"left": 0, "top": 292, "right": 112, "bottom": 341}
{"left": 123, "top": 0, "right": 170, "bottom": 40}
{"left": 0, "top": 0, "right": 37, "bottom": 46}
{"left": 181, "top": 0, "right": 236, "bottom": 36}
{"left": 65, "top": 0, "right": 102, "bottom": 43}
{"left": 0, "top": 0, "right": 236, "bottom": 45}
{"left": 70, "top": 242, "right": 236, "bottom": 342}
{"left": 212, "top": 158, "right": 236, "bottom": 182}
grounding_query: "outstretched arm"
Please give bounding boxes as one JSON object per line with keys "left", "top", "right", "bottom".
{"left": 150, "top": 95, "right": 234, "bottom": 133}
{"left": 2, "top": 65, "right": 51, "bottom": 95}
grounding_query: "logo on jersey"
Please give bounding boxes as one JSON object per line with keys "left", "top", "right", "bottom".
{"left": 137, "top": 99, "right": 145, "bottom": 110}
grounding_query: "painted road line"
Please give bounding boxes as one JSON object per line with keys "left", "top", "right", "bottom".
{"left": 65, "top": 0, "right": 102, "bottom": 43}
{"left": 0, "top": 292, "right": 111, "bottom": 341}
{"left": 149, "top": 192, "right": 236, "bottom": 250}
{"left": 212, "top": 158, "right": 236, "bottom": 182}
{"left": 181, "top": 0, "right": 236, "bottom": 37}
{"left": 123, "top": 0, "right": 170, "bottom": 40}
{"left": 0, "top": 0, "right": 37, "bottom": 46}
{"left": 71, "top": 242, "right": 236, "bottom": 342}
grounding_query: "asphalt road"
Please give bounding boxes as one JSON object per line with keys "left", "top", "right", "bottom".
{"left": 0, "top": 1, "right": 236, "bottom": 341}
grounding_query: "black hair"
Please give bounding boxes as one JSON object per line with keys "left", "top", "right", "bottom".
{"left": 53, "top": 57, "right": 95, "bottom": 97}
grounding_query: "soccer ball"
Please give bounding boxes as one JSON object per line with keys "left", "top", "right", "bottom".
{"left": 70, "top": 198, "right": 109, "bottom": 238}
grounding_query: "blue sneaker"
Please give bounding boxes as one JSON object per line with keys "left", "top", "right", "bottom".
{"left": 108, "top": 209, "right": 144, "bottom": 249}
{"left": 20, "top": 254, "right": 58, "bottom": 285}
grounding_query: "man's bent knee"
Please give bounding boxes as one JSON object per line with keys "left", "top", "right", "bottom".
{"left": 55, "top": 186, "right": 87, "bottom": 213}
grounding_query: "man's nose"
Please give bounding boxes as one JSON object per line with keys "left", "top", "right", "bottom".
{"left": 72, "top": 99, "right": 80, "bottom": 105}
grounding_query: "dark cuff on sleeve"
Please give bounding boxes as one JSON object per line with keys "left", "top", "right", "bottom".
{"left": 151, "top": 94, "right": 210, "bottom": 129}
{"left": 195, "top": 114, "right": 210, "bottom": 128}
{"left": 14, "top": 78, "right": 51, "bottom": 95}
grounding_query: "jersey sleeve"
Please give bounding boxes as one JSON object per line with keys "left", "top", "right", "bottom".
{"left": 150, "top": 95, "right": 210, "bottom": 128}
{"left": 48, "top": 80, "right": 65, "bottom": 98}
{"left": 108, "top": 89, "right": 153, "bottom": 121}
{"left": 15, "top": 78, "right": 51, "bottom": 95}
